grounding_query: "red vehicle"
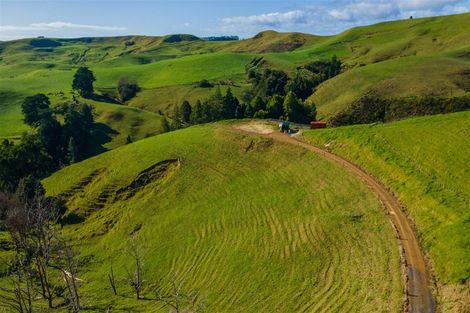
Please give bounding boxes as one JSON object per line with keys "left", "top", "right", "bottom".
{"left": 310, "top": 121, "right": 327, "bottom": 129}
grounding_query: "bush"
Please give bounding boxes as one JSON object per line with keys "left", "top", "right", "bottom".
{"left": 117, "top": 77, "right": 140, "bottom": 102}
{"left": 330, "top": 95, "right": 470, "bottom": 126}
{"left": 196, "top": 79, "right": 213, "bottom": 88}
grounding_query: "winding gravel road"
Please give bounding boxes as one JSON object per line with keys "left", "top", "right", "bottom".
{"left": 234, "top": 123, "right": 436, "bottom": 313}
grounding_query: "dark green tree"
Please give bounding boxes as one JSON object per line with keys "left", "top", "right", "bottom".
{"left": 204, "top": 87, "right": 224, "bottom": 121}
{"left": 191, "top": 100, "right": 204, "bottom": 124}
{"left": 257, "top": 68, "right": 288, "bottom": 98}
{"left": 61, "top": 102, "right": 94, "bottom": 161}
{"left": 21, "top": 94, "right": 53, "bottom": 127}
{"left": 38, "top": 117, "right": 62, "bottom": 162}
{"left": 283, "top": 91, "right": 316, "bottom": 124}
{"left": 253, "top": 109, "right": 268, "bottom": 119}
{"left": 286, "top": 70, "right": 316, "bottom": 100}
{"left": 251, "top": 96, "right": 265, "bottom": 113}
{"left": 0, "top": 134, "right": 53, "bottom": 192}
{"left": 161, "top": 118, "right": 170, "bottom": 133}
{"left": 266, "top": 95, "right": 285, "bottom": 118}
{"left": 180, "top": 101, "right": 192, "bottom": 124}
{"left": 15, "top": 175, "right": 45, "bottom": 203}
{"left": 222, "top": 88, "right": 239, "bottom": 119}
{"left": 202, "top": 101, "right": 218, "bottom": 123}
{"left": 117, "top": 77, "right": 140, "bottom": 102}
{"left": 72, "top": 67, "right": 96, "bottom": 98}
{"left": 235, "top": 103, "right": 246, "bottom": 119}
{"left": 244, "top": 103, "right": 255, "bottom": 118}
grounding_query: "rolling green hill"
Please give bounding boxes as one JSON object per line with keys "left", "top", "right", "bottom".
{"left": 29, "top": 125, "right": 403, "bottom": 312}
{"left": 1, "top": 12, "right": 469, "bottom": 148}
{"left": 303, "top": 111, "right": 470, "bottom": 312}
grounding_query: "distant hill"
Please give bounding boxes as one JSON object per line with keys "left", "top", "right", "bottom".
{"left": 0, "top": 12, "right": 468, "bottom": 145}
{"left": 229, "top": 30, "right": 320, "bottom": 52}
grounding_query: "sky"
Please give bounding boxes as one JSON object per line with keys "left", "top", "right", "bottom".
{"left": 0, "top": 0, "right": 469, "bottom": 40}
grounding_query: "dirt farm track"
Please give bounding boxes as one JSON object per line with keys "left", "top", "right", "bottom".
{"left": 235, "top": 123, "right": 436, "bottom": 313}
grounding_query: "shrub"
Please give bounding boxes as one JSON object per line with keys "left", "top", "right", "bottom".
{"left": 117, "top": 77, "right": 140, "bottom": 102}
{"left": 196, "top": 79, "right": 213, "bottom": 88}
{"left": 330, "top": 95, "right": 470, "bottom": 126}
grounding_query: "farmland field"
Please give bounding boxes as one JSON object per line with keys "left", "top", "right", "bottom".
{"left": 1, "top": 13, "right": 469, "bottom": 145}
{"left": 37, "top": 125, "right": 403, "bottom": 312}
{"left": 303, "top": 111, "right": 470, "bottom": 311}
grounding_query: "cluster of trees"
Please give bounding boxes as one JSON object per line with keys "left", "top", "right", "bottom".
{"left": 0, "top": 94, "right": 95, "bottom": 193}
{"left": 171, "top": 87, "right": 316, "bottom": 127}
{"left": 171, "top": 57, "right": 343, "bottom": 127}
{"left": 330, "top": 94, "right": 470, "bottom": 126}
{"left": 0, "top": 180, "right": 81, "bottom": 312}
{"left": 72, "top": 66, "right": 140, "bottom": 103}
{"left": 117, "top": 77, "right": 140, "bottom": 102}
{"left": 22, "top": 94, "right": 94, "bottom": 164}
{"left": 246, "top": 55, "right": 341, "bottom": 101}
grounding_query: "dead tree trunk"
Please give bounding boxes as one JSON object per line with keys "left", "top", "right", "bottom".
{"left": 108, "top": 260, "right": 117, "bottom": 296}
{"left": 126, "top": 242, "right": 143, "bottom": 300}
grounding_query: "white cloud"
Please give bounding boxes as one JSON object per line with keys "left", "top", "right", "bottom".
{"left": 219, "top": 0, "right": 469, "bottom": 36}
{"left": 398, "top": 0, "right": 461, "bottom": 10}
{"left": 220, "top": 10, "right": 309, "bottom": 31}
{"left": 328, "top": 2, "right": 400, "bottom": 22}
{"left": 0, "top": 21, "right": 127, "bottom": 32}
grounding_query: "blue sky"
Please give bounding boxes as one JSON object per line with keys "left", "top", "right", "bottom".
{"left": 0, "top": 0, "right": 468, "bottom": 40}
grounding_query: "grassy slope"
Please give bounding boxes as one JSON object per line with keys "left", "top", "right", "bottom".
{"left": 1, "top": 13, "right": 469, "bottom": 142}
{"left": 303, "top": 13, "right": 470, "bottom": 118}
{"left": 303, "top": 112, "right": 470, "bottom": 310}
{"left": 39, "top": 125, "right": 402, "bottom": 312}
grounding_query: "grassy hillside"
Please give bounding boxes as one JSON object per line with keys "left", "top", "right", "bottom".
{"left": 36, "top": 125, "right": 403, "bottom": 311}
{"left": 1, "top": 13, "right": 468, "bottom": 145}
{"left": 263, "top": 13, "right": 470, "bottom": 118}
{"left": 303, "top": 111, "right": 470, "bottom": 311}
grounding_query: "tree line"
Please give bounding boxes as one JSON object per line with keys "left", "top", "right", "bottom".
{"left": 329, "top": 94, "right": 470, "bottom": 126}
{"left": 0, "top": 69, "right": 97, "bottom": 193}
{"left": 171, "top": 56, "right": 342, "bottom": 127}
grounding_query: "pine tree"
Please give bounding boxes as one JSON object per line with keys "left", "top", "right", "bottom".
{"left": 180, "top": 101, "right": 192, "bottom": 124}
{"left": 161, "top": 118, "right": 170, "bottom": 133}
{"left": 222, "top": 87, "right": 239, "bottom": 119}
{"left": 191, "top": 100, "right": 204, "bottom": 124}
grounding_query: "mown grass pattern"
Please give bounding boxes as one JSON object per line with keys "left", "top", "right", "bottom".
{"left": 39, "top": 126, "right": 402, "bottom": 312}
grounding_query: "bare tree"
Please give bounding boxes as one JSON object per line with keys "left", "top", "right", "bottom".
{"left": 55, "top": 241, "right": 82, "bottom": 313}
{"left": 1, "top": 187, "right": 80, "bottom": 311}
{"left": 0, "top": 256, "right": 35, "bottom": 313}
{"left": 155, "top": 275, "right": 204, "bottom": 313}
{"left": 6, "top": 193, "right": 61, "bottom": 308}
{"left": 126, "top": 241, "right": 144, "bottom": 299}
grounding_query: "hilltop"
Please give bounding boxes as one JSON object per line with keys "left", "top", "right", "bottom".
{"left": 0, "top": 12, "right": 468, "bottom": 148}
{"left": 32, "top": 124, "right": 403, "bottom": 311}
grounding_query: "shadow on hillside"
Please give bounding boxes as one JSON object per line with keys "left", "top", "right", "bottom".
{"left": 90, "top": 92, "right": 120, "bottom": 104}
{"left": 84, "top": 122, "right": 119, "bottom": 158}
{"left": 60, "top": 212, "right": 85, "bottom": 225}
